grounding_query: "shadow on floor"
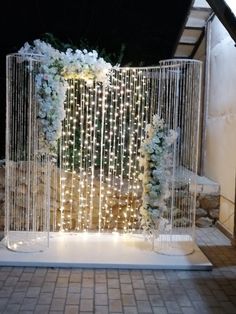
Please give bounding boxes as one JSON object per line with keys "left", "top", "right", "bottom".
{"left": 200, "top": 245, "right": 236, "bottom": 267}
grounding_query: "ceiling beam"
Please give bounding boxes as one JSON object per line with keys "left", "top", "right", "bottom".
{"left": 171, "top": 0, "right": 195, "bottom": 57}
{"left": 206, "top": 0, "right": 236, "bottom": 43}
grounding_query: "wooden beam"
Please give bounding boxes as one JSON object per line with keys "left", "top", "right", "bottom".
{"left": 179, "top": 42, "right": 196, "bottom": 46}
{"left": 190, "top": 29, "right": 205, "bottom": 57}
{"left": 171, "top": 0, "right": 195, "bottom": 56}
{"left": 185, "top": 26, "right": 204, "bottom": 30}
{"left": 192, "top": 7, "right": 212, "bottom": 12}
{"left": 206, "top": 0, "right": 236, "bottom": 43}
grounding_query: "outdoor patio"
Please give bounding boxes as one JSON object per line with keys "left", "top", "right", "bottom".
{"left": 0, "top": 227, "right": 235, "bottom": 314}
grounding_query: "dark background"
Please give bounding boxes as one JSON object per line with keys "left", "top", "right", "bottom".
{"left": 0, "top": 0, "right": 192, "bottom": 158}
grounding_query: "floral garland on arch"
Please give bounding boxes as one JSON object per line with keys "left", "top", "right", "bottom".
{"left": 18, "top": 40, "right": 113, "bottom": 153}
{"left": 138, "top": 114, "right": 178, "bottom": 237}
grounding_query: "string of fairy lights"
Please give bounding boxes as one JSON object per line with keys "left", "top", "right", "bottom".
{"left": 59, "top": 68, "right": 159, "bottom": 232}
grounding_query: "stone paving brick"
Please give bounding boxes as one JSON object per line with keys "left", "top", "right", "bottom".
{"left": 0, "top": 227, "right": 236, "bottom": 314}
{"left": 80, "top": 298, "right": 94, "bottom": 312}
{"left": 130, "top": 270, "right": 142, "bottom": 279}
{"left": 136, "top": 300, "right": 152, "bottom": 313}
{"left": 41, "top": 282, "right": 55, "bottom": 293}
{"left": 59, "top": 269, "right": 71, "bottom": 277}
{"left": 34, "top": 268, "right": 47, "bottom": 276}
{"left": 4, "top": 276, "right": 18, "bottom": 286}
{"left": 56, "top": 277, "right": 69, "bottom": 287}
{"left": 81, "top": 287, "right": 94, "bottom": 299}
{"left": 14, "top": 281, "right": 29, "bottom": 292}
{"left": 152, "top": 307, "right": 169, "bottom": 314}
{"left": 50, "top": 297, "right": 66, "bottom": 311}
{"left": 122, "top": 294, "right": 136, "bottom": 306}
{"left": 143, "top": 274, "right": 156, "bottom": 284}
{"left": 145, "top": 284, "right": 159, "bottom": 294}
{"left": 25, "top": 286, "right": 41, "bottom": 297}
{"left": 181, "top": 307, "right": 198, "bottom": 314}
{"left": 83, "top": 269, "right": 94, "bottom": 278}
{"left": 95, "top": 274, "right": 107, "bottom": 283}
{"left": 34, "top": 304, "right": 50, "bottom": 314}
{"left": 176, "top": 294, "right": 192, "bottom": 307}
{"left": 0, "top": 298, "right": 8, "bottom": 311}
{"left": 108, "top": 288, "right": 121, "bottom": 299}
{"left": 19, "top": 273, "right": 33, "bottom": 282}
{"left": 161, "top": 289, "right": 177, "bottom": 301}
{"left": 165, "top": 300, "right": 182, "bottom": 313}
{"left": 220, "top": 301, "right": 236, "bottom": 313}
{"left": 95, "top": 283, "right": 107, "bottom": 293}
{"left": 123, "top": 307, "right": 138, "bottom": 314}
{"left": 45, "top": 273, "right": 58, "bottom": 282}
{"left": 121, "top": 283, "right": 133, "bottom": 294}
{"left": 8, "top": 292, "right": 25, "bottom": 304}
{"left": 149, "top": 294, "right": 164, "bottom": 306}
{"left": 64, "top": 305, "right": 79, "bottom": 314}
{"left": 119, "top": 274, "right": 131, "bottom": 284}
{"left": 0, "top": 286, "right": 13, "bottom": 297}
{"left": 95, "top": 293, "right": 108, "bottom": 305}
{"left": 107, "top": 270, "right": 119, "bottom": 278}
{"left": 54, "top": 287, "right": 67, "bottom": 298}
{"left": 69, "top": 273, "right": 82, "bottom": 283}
{"left": 134, "top": 289, "right": 148, "bottom": 301}
{"left": 95, "top": 305, "right": 109, "bottom": 314}
{"left": 132, "top": 279, "right": 145, "bottom": 289}
{"left": 66, "top": 293, "right": 80, "bottom": 305}
{"left": 109, "top": 299, "right": 122, "bottom": 312}
{"left": 82, "top": 278, "right": 94, "bottom": 288}
{"left": 3, "top": 303, "right": 21, "bottom": 313}
{"left": 68, "top": 282, "right": 81, "bottom": 293}
{"left": 108, "top": 278, "right": 120, "bottom": 288}
{"left": 38, "top": 292, "right": 53, "bottom": 304}
{"left": 30, "top": 276, "right": 45, "bottom": 286}
{"left": 20, "top": 297, "right": 38, "bottom": 310}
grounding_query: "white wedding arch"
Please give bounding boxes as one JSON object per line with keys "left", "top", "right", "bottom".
{"left": 5, "top": 42, "right": 202, "bottom": 255}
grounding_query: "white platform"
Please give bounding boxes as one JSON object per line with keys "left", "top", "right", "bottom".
{"left": 0, "top": 233, "right": 212, "bottom": 270}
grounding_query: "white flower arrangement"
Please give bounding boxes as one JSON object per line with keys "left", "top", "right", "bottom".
{"left": 18, "top": 39, "right": 113, "bottom": 152}
{"left": 139, "top": 114, "right": 178, "bottom": 237}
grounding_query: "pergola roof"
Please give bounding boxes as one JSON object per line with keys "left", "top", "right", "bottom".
{"left": 174, "top": 0, "right": 236, "bottom": 58}
{"left": 175, "top": 0, "right": 212, "bottom": 58}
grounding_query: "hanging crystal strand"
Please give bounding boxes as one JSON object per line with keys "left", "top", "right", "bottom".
{"left": 129, "top": 69, "right": 140, "bottom": 231}
{"left": 69, "top": 79, "right": 76, "bottom": 230}
{"left": 88, "top": 84, "right": 95, "bottom": 229}
{"left": 76, "top": 82, "right": 83, "bottom": 230}
{"left": 102, "top": 88, "right": 108, "bottom": 229}
{"left": 127, "top": 69, "right": 137, "bottom": 231}
{"left": 87, "top": 85, "right": 93, "bottom": 230}
{"left": 124, "top": 69, "right": 132, "bottom": 231}
{"left": 170, "top": 63, "right": 179, "bottom": 243}
{"left": 98, "top": 84, "right": 105, "bottom": 232}
{"left": 81, "top": 82, "right": 87, "bottom": 231}
{"left": 105, "top": 81, "right": 114, "bottom": 230}
{"left": 115, "top": 70, "right": 123, "bottom": 231}
{"left": 6, "top": 54, "right": 50, "bottom": 251}
{"left": 110, "top": 73, "right": 118, "bottom": 231}
{"left": 83, "top": 85, "right": 89, "bottom": 231}
{"left": 128, "top": 69, "right": 136, "bottom": 231}
{"left": 112, "top": 72, "right": 120, "bottom": 232}
{"left": 60, "top": 80, "right": 70, "bottom": 231}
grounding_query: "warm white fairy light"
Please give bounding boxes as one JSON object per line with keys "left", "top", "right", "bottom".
{"left": 59, "top": 68, "right": 154, "bottom": 233}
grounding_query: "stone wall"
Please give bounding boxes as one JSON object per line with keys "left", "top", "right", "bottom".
{"left": 0, "top": 164, "right": 220, "bottom": 232}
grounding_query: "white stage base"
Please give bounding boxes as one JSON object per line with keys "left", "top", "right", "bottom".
{"left": 0, "top": 233, "right": 212, "bottom": 270}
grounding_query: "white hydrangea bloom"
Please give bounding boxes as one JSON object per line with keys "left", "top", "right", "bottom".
{"left": 18, "top": 39, "right": 114, "bottom": 152}
{"left": 138, "top": 114, "right": 178, "bottom": 237}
